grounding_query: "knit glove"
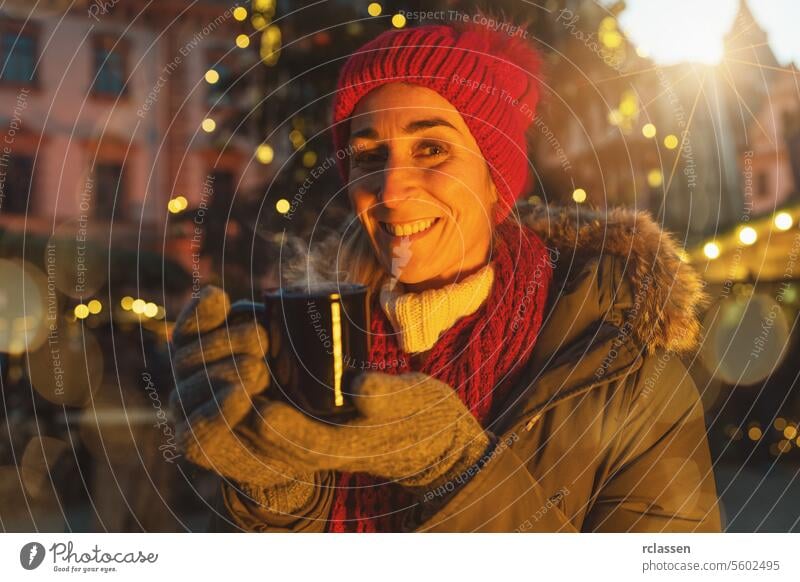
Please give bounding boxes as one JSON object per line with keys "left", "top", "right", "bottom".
{"left": 240, "top": 372, "right": 491, "bottom": 493}
{"left": 168, "top": 285, "right": 324, "bottom": 515}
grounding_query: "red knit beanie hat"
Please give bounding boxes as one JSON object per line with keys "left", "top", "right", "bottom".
{"left": 331, "top": 20, "right": 542, "bottom": 223}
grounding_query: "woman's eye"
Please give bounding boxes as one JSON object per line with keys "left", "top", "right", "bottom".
{"left": 417, "top": 143, "right": 448, "bottom": 158}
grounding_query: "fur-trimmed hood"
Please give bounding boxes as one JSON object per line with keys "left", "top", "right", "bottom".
{"left": 519, "top": 204, "right": 707, "bottom": 355}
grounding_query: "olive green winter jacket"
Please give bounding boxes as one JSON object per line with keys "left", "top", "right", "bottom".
{"left": 209, "top": 206, "right": 722, "bottom": 533}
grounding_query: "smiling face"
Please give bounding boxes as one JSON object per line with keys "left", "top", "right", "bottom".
{"left": 347, "top": 83, "right": 498, "bottom": 292}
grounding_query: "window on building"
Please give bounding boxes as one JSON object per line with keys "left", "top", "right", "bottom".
{"left": 757, "top": 172, "right": 769, "bottom": 199}
{"left": 0, "top": 22, "right": 38, "bottom": 84}
{"left": 92, "top": 36, "right": 127, "bottom": 96}
{"left": 93, "top": 162, "right": 126, "bottom": 220}
{"left": 1, "top": 155, "right": 35, "bottom": 215}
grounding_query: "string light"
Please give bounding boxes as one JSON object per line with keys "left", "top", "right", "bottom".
{"left": 619, "top": 91, "right": 638, "bottom": 118}
{"left": 256, "top": 143, "right": 274, "bottom": 164}
{"left": 74, "top": 304, "right": 90, "bottom": 319}
{"left": 276, "top": 199, "right": 290, "bottom": 214}
{"left": 302, "top": 151, "right": 318, "bottom": 168}
{"left": 260, "top": 25, "right": 282, "bottom": 66}
{"left": 235, "top": 34, "right": 250, "bottom": 49}
{"left": 168, "top": 196, "right": 188, "bottom": 213}
{"left": 748, "top": 426, "right": 762, "bottom": 441}
{"left": 367, "top": 2, "right": 382, "bottom": 16}
{"left": 201, "top": 118, "right": 216, "bottom": 133}
{"left": 703, "top": 242, "right": 721, "bottom": 260}
{"left": 289, "top": 129, "right": 305, "bottom": 149}
{"left": 131, "top": 299, "right": 146, "bottom": 315}
{"left": 572, "top": 188, "right": 587, "bottom": 203}
{"left": 144, "top": 303, "right": 158, "bottom": 318}
{"left": 253, "top": 0, "right": 274, "bottom": 12}
{"left": 647, "top": 169, "right": 663, "bottom": 188}
{"left": 233, "top": 6, "right": 248, "bottom": 21}
{"left": 251, "top": 14, "right": 267, "bottom": 29}
{"left": 774, "top": 212, "right": 793, "bottom": 231}
{"left": 664, "top": 134, "right": 679, "bottom": 149}
{"left": 87, "top": 299, "right": 102, "bottom": 315}
{"left": 642, "top": 123, "right": 656, "bottom": 138}
{"left": 598, "top": 17, "right": 622, "bottom": 49}
{"left": 120, "top": 296, "right": 134, "bottom": 311}
{"left": 391, "top": 13, "right": 406, "bottom": 28}
{"left": 204, "top": 69, "right": 220, "bottom": 84}
{"left": 738, "top": 226, "right": 757, "bottom": 246}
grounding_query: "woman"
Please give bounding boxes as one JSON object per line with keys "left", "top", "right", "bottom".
{"left": 169, "top": 20, "right": 721, "bottom": 532}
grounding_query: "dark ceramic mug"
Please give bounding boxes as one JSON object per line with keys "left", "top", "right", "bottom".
{"left": 261, "top": 283, "right": 370, "bottom": 421}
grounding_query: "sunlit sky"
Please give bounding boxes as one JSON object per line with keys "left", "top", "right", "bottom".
{"left": 603, "top": 0, "right": 800, "bottom": 65}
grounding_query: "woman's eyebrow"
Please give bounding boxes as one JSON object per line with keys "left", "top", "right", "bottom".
{"left": 350, "top": 127, "right": 378, "bottom": 140}
{"left": 350, "top": 117, "right": 459, "bottom": 141}
{"left": 403, "top": 117, "right": 458, "bottom": 133}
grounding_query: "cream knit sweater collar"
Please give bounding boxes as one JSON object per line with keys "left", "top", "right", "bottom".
{"left": 379, "top": 264, "right": 495, "bottom": 354}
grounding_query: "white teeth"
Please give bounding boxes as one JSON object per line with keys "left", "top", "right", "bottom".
{"left": 381, "top": 218, "right": 436, "bottom": 237}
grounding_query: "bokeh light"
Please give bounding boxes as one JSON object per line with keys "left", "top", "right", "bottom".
{"left": 235, "top": 34, "right": 250, "bottom": 48}
{"left": 703, "top": 242, "right": 721, "bottom": 259}
{"left": 232, "top": 6, "right": 247, "bottom": 21}
{"left": 204, "top": 69, "right": 219, "bottom": 84}
{"left": 0, "top": 260, "right": 49, "bottom": 355}
{"left": 738, "top": 226, "right": 758, "bottom": 246}
{"left": 168, "top": 196, "right": 188, "bottom": 214}
{"left": 201, "top": 118, "right": 216, "bottom": 132}
{"left": 701, "top": 294, "right": 790, "bottom": 386}
{"left": 48, "top": 221, "right": 108, "bottom": 298}
{"left": 27, "top": 324, "right": 104, "bottom": 407}
{"left": 774, "top": 212, "right": 793, "bottom": 231}
{"left": 256, "top": 143, "right": 274, "bottom": 164}
{"left": 647, "top": 169, "right": 663, "bottom": 188}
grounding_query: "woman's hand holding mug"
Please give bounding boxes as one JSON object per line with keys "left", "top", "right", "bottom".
{"left": 168, "top": 285, "right": 324, "bottom": 515}
{"left": 170, "top": 285, "right": 491, "bottom": 517}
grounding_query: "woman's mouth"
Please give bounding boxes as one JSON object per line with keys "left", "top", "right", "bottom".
{"left": 379, "top": 217, "right": 440, "bottom": 239}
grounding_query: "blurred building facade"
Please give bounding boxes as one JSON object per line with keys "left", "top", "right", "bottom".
{"left": 0, "top": 0, "right": 261, "bottom": 260}
{"left": 526, "top": 0, "right": 799, "bottom": 243}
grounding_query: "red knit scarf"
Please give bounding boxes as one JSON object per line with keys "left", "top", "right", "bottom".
{"left": 326, "top": 221, "right": 552, "bottom": 532}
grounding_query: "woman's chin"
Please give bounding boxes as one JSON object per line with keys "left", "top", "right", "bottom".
{"left": 379, "top": 261, "right": 436, "bottom": 287}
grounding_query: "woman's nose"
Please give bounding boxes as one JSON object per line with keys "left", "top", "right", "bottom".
{"left": 377, "top": 161, "right": 417, "bottom": 208}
